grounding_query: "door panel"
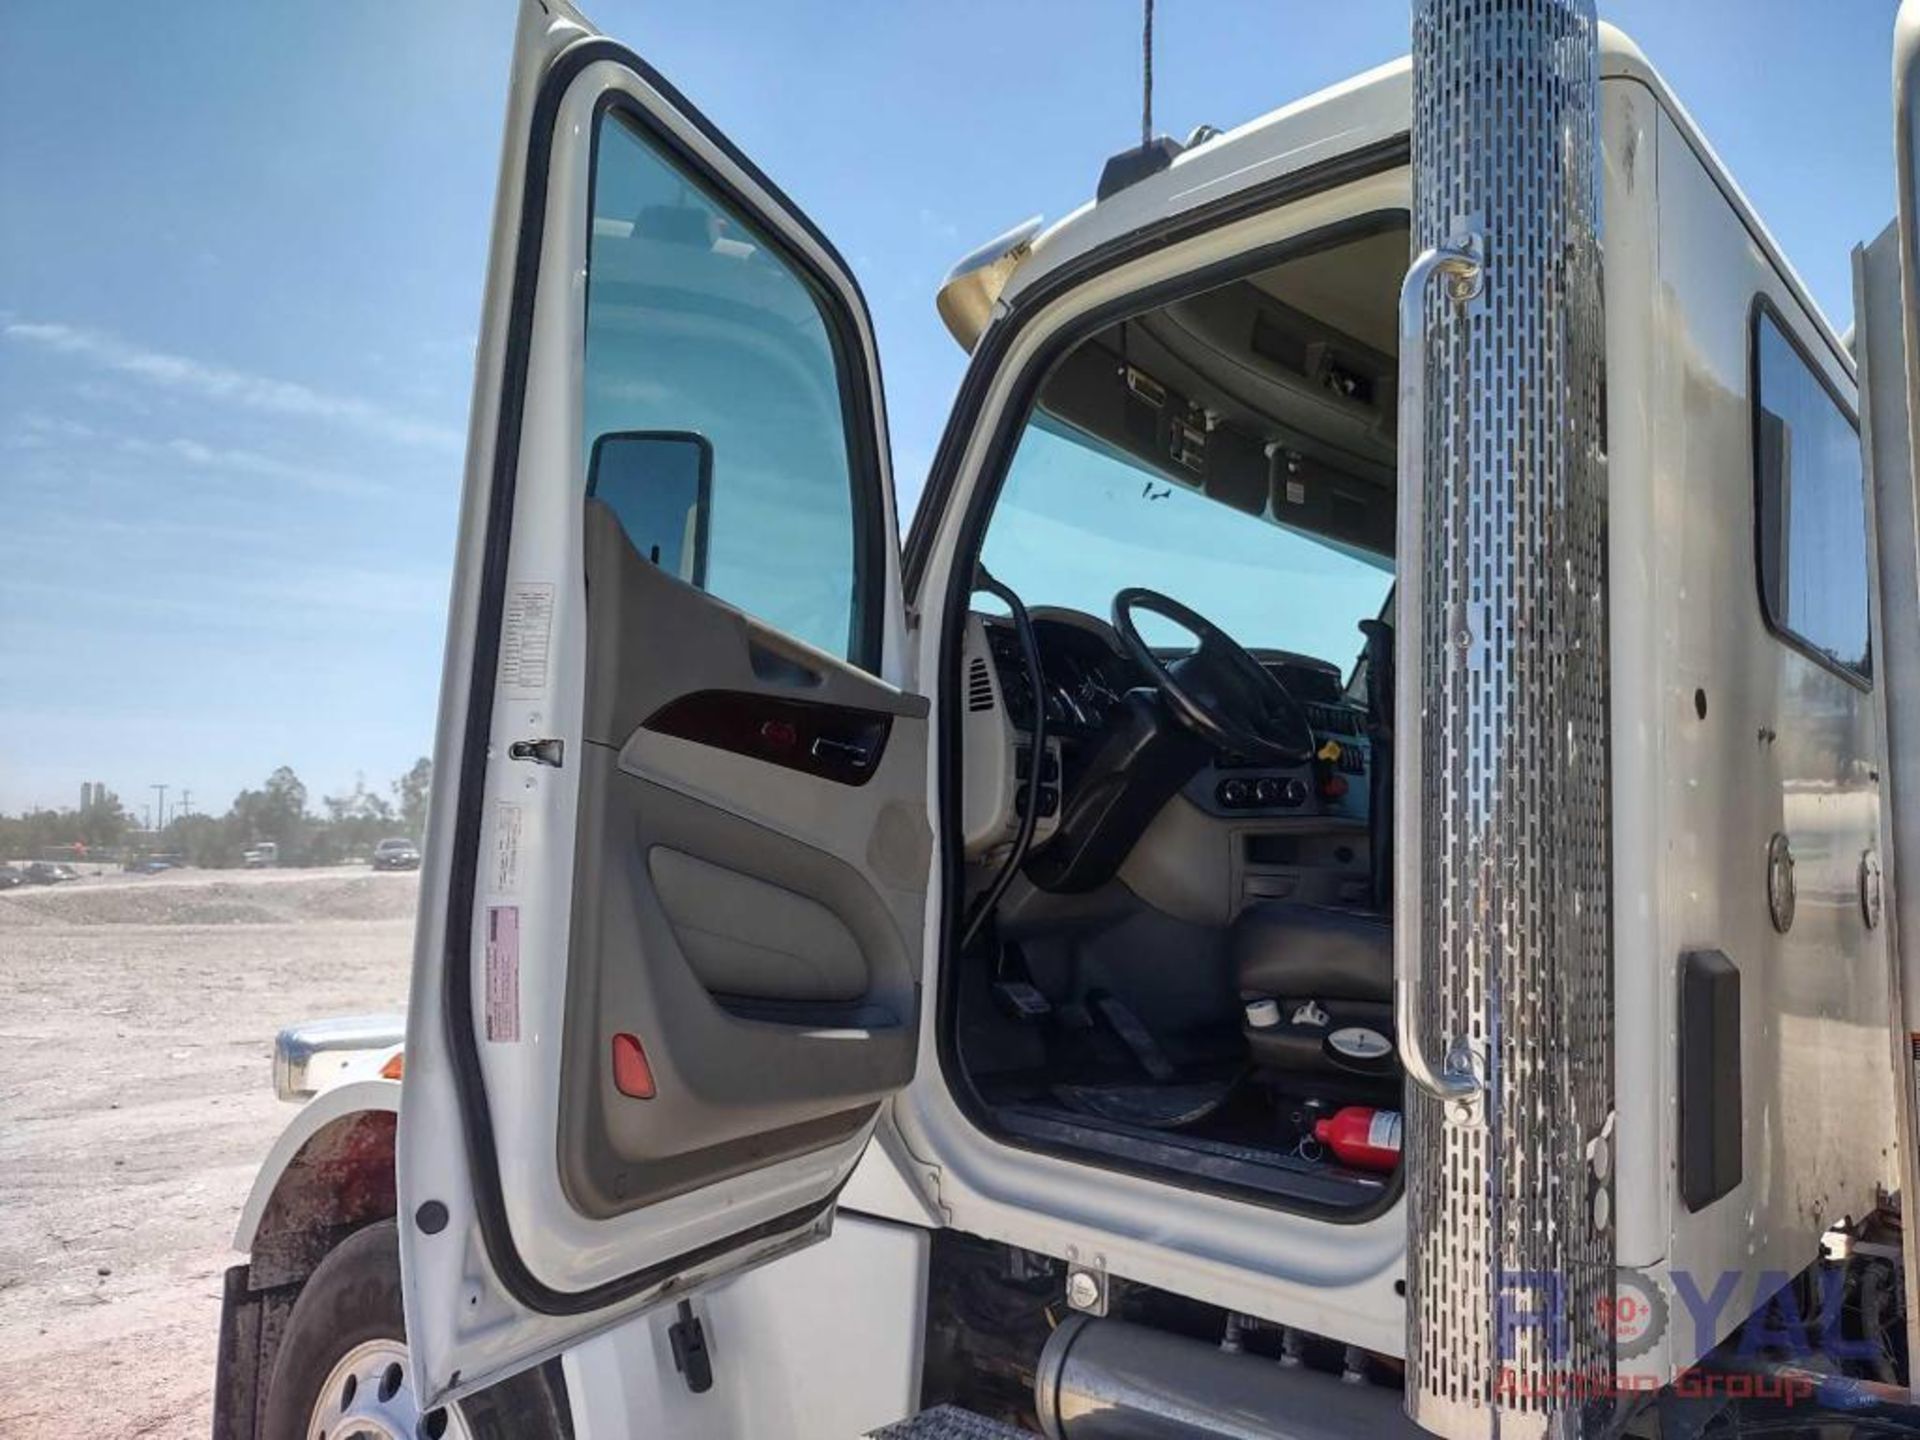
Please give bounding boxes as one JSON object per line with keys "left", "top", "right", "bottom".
{"left": 397, "top": 0, "right": 924, "bottom": 1407}
{"left": 562, "top": 526, "right": 928, "bottom": 1221}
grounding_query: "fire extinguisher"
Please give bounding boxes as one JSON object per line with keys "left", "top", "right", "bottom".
{"left": 1313, "top": 1107, "right": 1402, "bottom": 1172}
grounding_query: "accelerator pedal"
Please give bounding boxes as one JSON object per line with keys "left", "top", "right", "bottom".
{"left": 1091, "top": 994, "right": 1177, "bottom": 1082}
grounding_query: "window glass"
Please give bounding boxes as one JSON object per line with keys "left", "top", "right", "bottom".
{"left": 1754, "top": 311, "right": 1870, "bottom": 680}
{"left": 981, "top": 412, "right": 1393, "bottom": 671}
{"left": 584, "top": 110, "right": 869, "bottom": 665}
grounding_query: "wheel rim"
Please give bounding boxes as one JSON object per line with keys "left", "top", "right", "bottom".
{"left": 306, "top": 1337, "right": 469, "bottom": 1440}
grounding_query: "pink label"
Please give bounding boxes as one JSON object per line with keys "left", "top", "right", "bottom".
{"left": 485, "top": 905, "right": 521, "bottom": 1042}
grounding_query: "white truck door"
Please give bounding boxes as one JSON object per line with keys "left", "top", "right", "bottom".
{"left": 397, "top": 0, "right": 929, "bottom": 1407}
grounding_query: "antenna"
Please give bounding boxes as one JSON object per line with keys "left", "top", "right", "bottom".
{"left": 1141, "top": 0, "right": 1155, "bottom": 147}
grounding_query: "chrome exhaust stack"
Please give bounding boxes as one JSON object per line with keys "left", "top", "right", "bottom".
{"left": 1397, "top": 2, "right": 1613, "bottom": 1439}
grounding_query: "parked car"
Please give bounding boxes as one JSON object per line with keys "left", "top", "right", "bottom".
{"left": 23, "top": 861, "right": 79, "bottom": 885}
{"left": 370, "top": 838, "right": 422, "bottom": 872}
{"left": 128, "top": 855, "right": 177, "bottom": 875}
{"left": 0, "top": 865, "right": 25, "bottom": 890}
{"left": 241, "top": 842, "right": 279, "bottom": 869}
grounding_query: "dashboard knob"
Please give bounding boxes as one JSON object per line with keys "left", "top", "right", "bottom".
{"left": 1280, "top": 778, "right": 1309, "bottom": 807}
{"left": 1254, "top": 778, "right": 1283, "bottom": 806}
{"left": 1219, "top": 779, "right": 1251, "bottom": 808}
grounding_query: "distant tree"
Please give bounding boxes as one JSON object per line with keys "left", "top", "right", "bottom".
{"left": 0, "top": 788, "right": 130, "bottom": 859}
{"left": 311, "top": 775, "right": 397, "bottom": 864}
{"left": 229, "top": 766, "right": 311, "bottom": 860}
{"left": 76, "top": 786, "right": 131, "bottom": 850}
{"left": 393, "top": 757, "right": 432, "bottom": 842}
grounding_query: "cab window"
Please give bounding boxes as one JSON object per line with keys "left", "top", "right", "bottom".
{"left": 583, "top": 107, "right": 875, "bottom": 667}
{"left": 1753, "top": 307, "right": 1870, "bottom": 682}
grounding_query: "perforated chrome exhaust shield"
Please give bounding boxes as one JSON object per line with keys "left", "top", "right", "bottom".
{"left": 1398, "top": 3, "right": 1613, "bottom": 1438}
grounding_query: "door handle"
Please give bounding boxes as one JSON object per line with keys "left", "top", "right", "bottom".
{"left": 810, "top": 736, "right": 874, "bottom": 768}
{"left": 1394, "top": 237, "right": 1486, "bottom": 1125}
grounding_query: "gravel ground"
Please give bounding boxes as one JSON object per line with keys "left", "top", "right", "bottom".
{"left": 0, "top": 867, "right": 418, "bottom": 1439}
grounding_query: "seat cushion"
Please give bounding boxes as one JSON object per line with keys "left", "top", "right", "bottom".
{"left": 1230, "top": 900, "right": 1392, "bottom": 1003}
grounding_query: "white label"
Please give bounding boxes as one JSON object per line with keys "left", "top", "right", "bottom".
{"left": 500, "top": 582, "right": 555, "bottom": 694}
{"left": 1285, "top": 479, "right": 1307, "bottom": 505}
{"left": 490, "top": 802, "right": 524, "bottom": 895}
{"left": 485, "top": 905, "right": 521, "bottom": 1042}
{"left": 1368, "top": 1109, "right": 1403, "bottom": 1152}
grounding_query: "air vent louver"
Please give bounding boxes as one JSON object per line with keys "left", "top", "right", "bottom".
{"left": 967, "top": 656, "right": 996, "bottom": 713}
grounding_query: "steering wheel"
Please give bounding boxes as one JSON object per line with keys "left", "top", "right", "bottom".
{"left": 1111, "top": 587, "right": 1316, "bottom": 765}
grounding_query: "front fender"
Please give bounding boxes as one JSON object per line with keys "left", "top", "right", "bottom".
{"left": 234, "top": 1079, "right": 401, "bottom": 1258}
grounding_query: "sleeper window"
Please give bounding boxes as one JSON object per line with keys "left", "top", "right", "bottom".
{"left": 1753, "top": 309, "right": 1870, "bottom": 682}
{"left": 582, "top": 108, "right": 873, "bottom": 668}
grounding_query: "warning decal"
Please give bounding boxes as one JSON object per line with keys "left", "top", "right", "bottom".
{"left": 485, "top": 905, "right": 521, "bottom": 1042}
{"left": 500, "top": 582, "right": 555, "bottom": 694}
{"left": 491, "top": 802, "right": 524, "bottom": 895}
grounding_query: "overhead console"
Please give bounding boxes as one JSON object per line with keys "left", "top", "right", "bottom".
{"left": 1036, "top": 336, "right": 1394, "bottom": 561}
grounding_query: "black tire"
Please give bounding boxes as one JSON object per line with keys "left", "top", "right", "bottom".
{"left": 259, "top": 1218, "right": 571, "bottom": 1440}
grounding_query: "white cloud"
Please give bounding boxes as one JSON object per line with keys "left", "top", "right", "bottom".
{"left": 2, "top": 319, "right": 464, "bottom": 453}
{"left": 115, "top": 434, "right": 394, "bottom": 497}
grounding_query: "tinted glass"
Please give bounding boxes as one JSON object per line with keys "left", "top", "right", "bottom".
{"left": 584, "top": 110, "right": 868, "bottom": 665}
{"left": 1754, "top": 311, "right": 1870, "bottom": 680}
{"left": 982, "top": 413, "right": 1393, "bottom": 670}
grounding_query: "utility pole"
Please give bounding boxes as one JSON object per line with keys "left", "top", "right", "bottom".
{"left": 177, "top": 788, "right": 193, "bottom": 820}
{"left": 151, "top": 783, "right": 167, "bottom": 833}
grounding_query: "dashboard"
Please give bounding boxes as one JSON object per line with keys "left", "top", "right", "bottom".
{"left": 975, "top": 606, "right": 1374, "bottom": 826}
{"left": 982, "top": 612, "right": 1138, "bottom": 737}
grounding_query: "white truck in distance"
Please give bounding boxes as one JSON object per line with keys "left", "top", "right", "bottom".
{"left": 212, "top": 2, "right": 1920, "bottom": 1438}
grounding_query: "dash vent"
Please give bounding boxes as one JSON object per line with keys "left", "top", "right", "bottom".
{"left": 967, "top": 657, "right": 997, "bottom": 713}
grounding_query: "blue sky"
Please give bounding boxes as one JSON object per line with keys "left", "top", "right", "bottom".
{"left": 0, "top": 0, "right": 1898, "bottom": 817}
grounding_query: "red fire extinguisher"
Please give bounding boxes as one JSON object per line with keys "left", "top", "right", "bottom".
{"left": 1313, "top": 1107, "right": 1402, "bottom": 1172}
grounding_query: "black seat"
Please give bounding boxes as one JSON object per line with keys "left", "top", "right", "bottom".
{"left": 1231, "top": 901, "right": 1391, "bottom": 1002}
{"left": 1230, "top": 901, "right": 1395, "bottom": 1089}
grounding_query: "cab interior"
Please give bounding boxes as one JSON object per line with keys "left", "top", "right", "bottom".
{"left": 946, "top": 215, "right": 1409, "bottom": 1215}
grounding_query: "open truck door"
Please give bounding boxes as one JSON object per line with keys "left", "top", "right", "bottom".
{"left": 397, "top": 0, "right": 929, "bottom": 1406}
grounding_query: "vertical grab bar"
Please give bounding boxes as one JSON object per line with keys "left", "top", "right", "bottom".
{"left": 1394, "top": 238, "right": 1485, "bottom": 1119}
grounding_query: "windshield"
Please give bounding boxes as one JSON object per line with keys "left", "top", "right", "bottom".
{"left": 979, "top": 412, "right": 1394, "bottom": 670}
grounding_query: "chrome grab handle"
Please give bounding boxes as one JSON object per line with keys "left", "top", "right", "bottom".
{"left": 1394, "top": 238, "right": 1486, "bottom": 1122}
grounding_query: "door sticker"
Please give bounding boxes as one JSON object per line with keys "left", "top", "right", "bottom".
{"left": 485, "top": 904, "right": 521, "bottom": 1042}
{"left": 491, "top": 801, "right": 524, "bottom": 895}
{"left": 500, "top": 582, "right": 555, "bottom": 694}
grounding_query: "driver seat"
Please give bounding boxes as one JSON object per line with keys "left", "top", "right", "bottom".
{"left": 1230, "top": 901, "right": 1398, "bottom": 1088}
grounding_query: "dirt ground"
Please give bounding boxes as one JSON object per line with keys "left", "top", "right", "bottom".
{"left": 0, "top": 867, "right": 419, "bottom": 1439}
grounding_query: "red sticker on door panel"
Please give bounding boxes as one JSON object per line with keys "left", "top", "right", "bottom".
{"left": 485, "top": 904, "right": 520, "bottom": 1042}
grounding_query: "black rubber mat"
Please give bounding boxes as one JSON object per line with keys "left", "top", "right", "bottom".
{"left": 1049, "top": 1076, "right": 1238, "bottom": 1129}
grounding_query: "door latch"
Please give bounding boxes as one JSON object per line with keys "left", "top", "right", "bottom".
{"left": 668, "top": 1298, "right": 713, "bottom": 1393}
{"left": 507, "top": 737, "right": 564, "bottom": 768}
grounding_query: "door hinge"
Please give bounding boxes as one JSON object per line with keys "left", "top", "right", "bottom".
{"left": 507, "top": 737, "right": 564, "bottom": 768}
{"left": 668, "top": 1298, "right": 713, "bottom": 1394}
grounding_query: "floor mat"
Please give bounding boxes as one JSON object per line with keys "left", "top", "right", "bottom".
{"left": 1050, "top": 1076, "right": 1239, "bottom": 1129}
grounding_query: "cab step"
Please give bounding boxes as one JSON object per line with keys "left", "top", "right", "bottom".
{"left": 866, "top": 1404, "right": 1037, "bottom": 1438}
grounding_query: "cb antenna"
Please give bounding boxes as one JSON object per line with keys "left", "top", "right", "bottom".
{"left": 1141, "top": 0, "right": 1155, "bottom": 147}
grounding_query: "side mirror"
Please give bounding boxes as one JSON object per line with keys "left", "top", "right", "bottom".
{"left": 587, "top": 430, "right": 713, "bottom": 587}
